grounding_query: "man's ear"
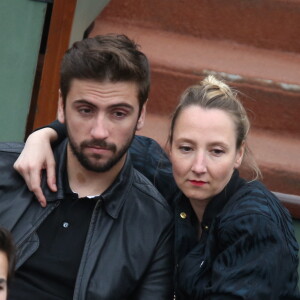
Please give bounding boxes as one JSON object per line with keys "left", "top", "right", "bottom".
{"left": 234, "top": 141, "right": 245, "bottom": 169}
{"left": 57, "top": 90, "right": 65, "bottom": 124}
{"left": 136, "top": 101, "right": 147, "bottom": 131}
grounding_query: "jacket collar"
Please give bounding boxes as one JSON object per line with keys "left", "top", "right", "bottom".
{"left": 41, "top": 139, "right": 134, "bottom": 219}
{"left": 201, "top": 169, "right": 245, "bottom": 229}
{"left": 175, "top": 170, "right": 246, "bottom": 264}
{"left": 176, "top": 169, "right": 245, "bottom": 229}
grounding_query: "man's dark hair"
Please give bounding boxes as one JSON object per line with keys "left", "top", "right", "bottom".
{"left": 0, "top": 227, "right": 15, "bottom": 284}
{"left": 60, "top": 34, "right": 150, "bottom": 111}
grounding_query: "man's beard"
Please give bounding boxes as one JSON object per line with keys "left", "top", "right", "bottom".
{"left": 68, "top": 131, "right": 135, "bottom": 173}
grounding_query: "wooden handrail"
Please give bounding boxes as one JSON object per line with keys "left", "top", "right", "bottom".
{"left": 274, "top": 192, "right": 300, "bottom": 220}
{"left": 32, "top": 0, "right": 77, "bottom": 130}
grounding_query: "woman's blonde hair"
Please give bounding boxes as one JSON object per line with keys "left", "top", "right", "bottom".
{"left": 169, "top": 75, "right": 261, "bottom": 180}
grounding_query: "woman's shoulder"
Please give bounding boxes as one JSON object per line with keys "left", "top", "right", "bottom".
{"left": 217, "top": 180, "right": 299, "bottom": 262}
{"left": 220, "top": 180, "right": 291, "bottom": 222}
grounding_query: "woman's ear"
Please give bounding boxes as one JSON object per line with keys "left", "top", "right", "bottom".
{"left": 57, "top": 90, "right": 65, "bottom": 124}
{"left": 234, "top": 141, "right": 245, "bottom": 168}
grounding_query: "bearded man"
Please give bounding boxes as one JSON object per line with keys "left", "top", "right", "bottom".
{"left": 0, "top": 34, "right": 173, "bottom": 300}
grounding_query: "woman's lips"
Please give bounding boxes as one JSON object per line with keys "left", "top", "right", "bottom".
{"left": 189, "top": 180, "right": 207, "bottom": 186}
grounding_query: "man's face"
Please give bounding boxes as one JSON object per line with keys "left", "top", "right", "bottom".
{"left": 58, "top": 79, "right": 146, "bottom": 173}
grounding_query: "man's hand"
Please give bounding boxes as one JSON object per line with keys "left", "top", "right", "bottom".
{"left": 14, "top": 128, "right": 58, "bottom": 207}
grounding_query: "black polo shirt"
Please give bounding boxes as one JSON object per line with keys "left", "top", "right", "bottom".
{"left": 9, "top": 172, "right": 98, "bottom": 300}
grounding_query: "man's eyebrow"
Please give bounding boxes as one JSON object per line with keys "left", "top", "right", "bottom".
{"left": 73, "top": 100, "right": 134, "bottom": 110}
{"left": 109, "top": 103, "right": 134, "bottom": 111}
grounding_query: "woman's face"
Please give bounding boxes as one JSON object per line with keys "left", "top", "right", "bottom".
{"left": 170, "top": 106, "right": 244, "bottom": 204}
{"left": 0, "top": 251, "right": 8, "bottom": 300}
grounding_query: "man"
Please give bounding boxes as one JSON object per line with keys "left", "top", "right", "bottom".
{"left": 0, "top": 34, "right": 173, "bottom": 299}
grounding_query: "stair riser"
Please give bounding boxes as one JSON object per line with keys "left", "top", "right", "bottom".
{"left": 148, "top": 68, "right": 300, "bottom": 134}
{"left": 100, "top": 0, "right": 300, "bottom": 53}
{"left": 240, "top": 167, "right": 300, "bottom": 196}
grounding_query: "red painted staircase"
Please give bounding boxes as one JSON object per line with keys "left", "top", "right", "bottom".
{"left": 90, "top": 0, "right": 300, "bottom": 195}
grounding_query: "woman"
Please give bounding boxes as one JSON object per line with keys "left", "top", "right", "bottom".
{"left": 0, "top": 228, "right": 15, "bottom": 300}
{"left": 14, "top": 76, "right": 299, "bottom": 299}
{"left": 168, "top": 76, "right": 299, "bottom": 299}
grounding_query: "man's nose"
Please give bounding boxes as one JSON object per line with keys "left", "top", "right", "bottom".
{"left": 90, "top": 115, "right": 109, "bottom": 139}
{"left": 191, "top": 152, "right": 207, "bottom": 174}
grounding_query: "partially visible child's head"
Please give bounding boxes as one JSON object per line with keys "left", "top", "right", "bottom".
{"left": 0, "top": 228, "right": 15, "bottom": 300}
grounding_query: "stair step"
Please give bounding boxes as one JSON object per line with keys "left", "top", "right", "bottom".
{"left": 139, "top": 114, "right": 300, "bottom": 196}
{"left": 91, "top": 20, "right": 300, "bottom": 134}
{"left": 99, "top": 0, "right": 300, "bottom": 53}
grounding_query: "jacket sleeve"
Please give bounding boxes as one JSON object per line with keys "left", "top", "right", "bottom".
{"left": 206, "top": 213, "right": 299, "bottom": 299}
{"left": 130, "top": 135, "right": 178, "bottom": 205}
{"left": 131, "top": 222, "right": 174, "bottom": 300}
{"left": 0, "top": 143, "right": 33, "bottom": 230}
{"left": 35, "top": 120, "right": 67, "bottom": 145}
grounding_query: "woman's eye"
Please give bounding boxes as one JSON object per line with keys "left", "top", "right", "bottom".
{"left": 212, "top": 149, "right": 224, "bottom": 156}
{"left": 179, "top": 146, "right": 192, "bottom": 153}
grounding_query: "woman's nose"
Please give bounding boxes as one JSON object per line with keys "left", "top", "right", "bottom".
{"left": 191, "top": 152, "right": 207, "bottom": 174}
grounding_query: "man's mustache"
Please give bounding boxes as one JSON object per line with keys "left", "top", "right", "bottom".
{"left": 80, "top": 139, "right": 117, "bottom": 152}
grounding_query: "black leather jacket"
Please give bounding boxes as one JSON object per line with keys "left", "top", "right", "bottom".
{"left": 0, "top": 140, "right": 174, "bottom": 300}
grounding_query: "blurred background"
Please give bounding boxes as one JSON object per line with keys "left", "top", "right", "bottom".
{"left": 0, "top": 0, "right": 299, "bottom": 198}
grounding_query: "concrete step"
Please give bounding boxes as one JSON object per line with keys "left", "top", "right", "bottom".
{"left": 99, "top": 0, "right": 300, "bottom": 53}
{"left": 139, "top": 114, "right": 300, "bottom": 196}
{"left": 90, "top": 20, "right": 300, "bottom": 135}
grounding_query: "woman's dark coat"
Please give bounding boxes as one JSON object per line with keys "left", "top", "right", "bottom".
{"left": 130, "top": 135, "right": 299, "bottom": 299}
